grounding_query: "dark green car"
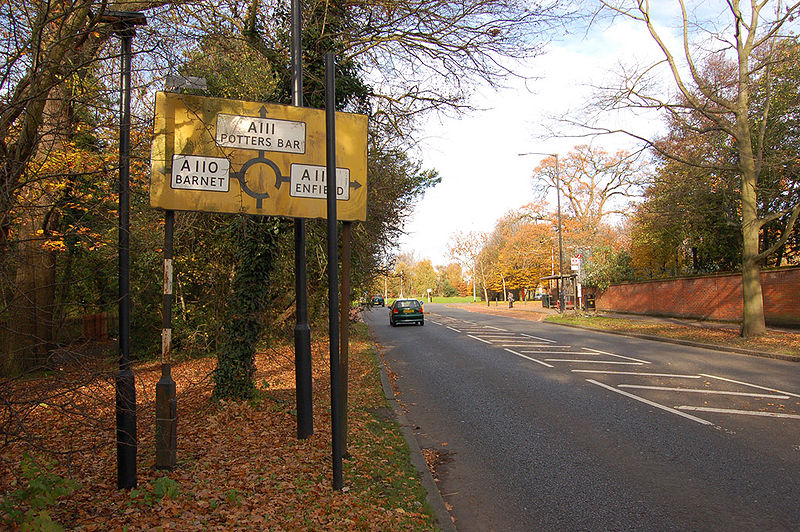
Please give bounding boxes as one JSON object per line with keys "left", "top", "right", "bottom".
{"left": 389, "top": 298, "right": 424, "bottom": 326}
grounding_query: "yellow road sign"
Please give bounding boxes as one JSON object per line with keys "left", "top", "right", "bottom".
{"left": 150, "top": 91, "right": 367, "bottom": 220}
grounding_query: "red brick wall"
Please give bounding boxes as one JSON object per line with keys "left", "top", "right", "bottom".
{"left": 595, "top": 267, "right": 800, "bottom": 327}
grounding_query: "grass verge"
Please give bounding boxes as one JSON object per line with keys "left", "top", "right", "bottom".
{"left": 546, "top": 314, "right": 800, "bottom": 360}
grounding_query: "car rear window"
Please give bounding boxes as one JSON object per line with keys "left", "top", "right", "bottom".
{"left": 396, "top": 300, "right": 420, "bottom": 309}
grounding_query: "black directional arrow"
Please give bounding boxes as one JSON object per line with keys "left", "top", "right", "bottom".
{"left": 349, "top": 180, "right": 362, "bottom": 190}
{"left": 259, "top": 106, "right": 268, "bottom": 118}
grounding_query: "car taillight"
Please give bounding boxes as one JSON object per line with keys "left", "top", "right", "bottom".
{"left": 392, "top": 309, "right": 398, "bottom": 314}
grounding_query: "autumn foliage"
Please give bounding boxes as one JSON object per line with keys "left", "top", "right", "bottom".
{"left": 0, "top": 326, "right": 436, "bottom": 530}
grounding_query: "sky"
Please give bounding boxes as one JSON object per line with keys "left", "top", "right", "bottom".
{"left": 396, "top": 18, "right": 674, "bottom": 266}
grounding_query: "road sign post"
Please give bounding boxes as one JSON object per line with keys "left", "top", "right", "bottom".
{"left": 325, "top": 52, "right": 344, "bottom": 491}
{"left": 290, "top": 0, "right": 313, "bottom": 441}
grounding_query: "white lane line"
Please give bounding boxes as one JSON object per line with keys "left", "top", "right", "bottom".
{"left": 504, "top": 348, "right": 554, "bottom": 368}
{"left": 571, "top": 370, "right": 702, "bottom": 378}
{"left": 617, "top": 385, "right": 790, "bottom": 399}
{"left": 485, "top": 326, "right": 507, "bottom": 331}
{"left": 676, "top": 406, "right": 800, "bottom": 420}
{"left": 521, "top": 351, "right": 603, "bottom": 355}
{"left": 546, "top": 359, "right": 645, "bottom": 365}
{"left": 501, "top": 345, "right": 574, "bottom": 348}
{"left": 467, "top": 335, "right": 492, "bottom": 344}
{"left": 587, "top": 379, "right": 714, "bottom": 426}
{"left": 507, "top": 342, "right": 562, "bottom": 346}
{"left": 516, "top": 345, "right": 573, "bottom": 348}
{"left": 582, "top": 348, "right": 651, "bottom": 364}
{"left": 521, "top": 334, "right": 556, "bottom": 343}
{"left": 700, "top": 374, "right": 800, "bottom": 399}
{"left": 446, "top": 326, "right": 462, "bottom": 333}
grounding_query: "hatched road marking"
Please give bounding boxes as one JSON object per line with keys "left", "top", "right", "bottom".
{"left": 617, "top": 384, "right": 790, "bottom": 399}
{"left": 425, "top": 312, "right": 798, "bottom": 427}
{"left": 587, "top": 379, "right": 714, "bottom": 426}
{"left": 676, "top": 406, "right": 800, "bottom": 420}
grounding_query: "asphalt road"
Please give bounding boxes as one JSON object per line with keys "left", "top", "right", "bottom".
{"left": 363, "top": 303, "right": 800, "bottom": 531}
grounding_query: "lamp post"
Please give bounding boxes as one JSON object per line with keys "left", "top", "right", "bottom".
{"left": 99, "top": 9, "right": 147, "bottom": 489}
{"left": 519, "top": 152, "right": 563, "bottom": 312}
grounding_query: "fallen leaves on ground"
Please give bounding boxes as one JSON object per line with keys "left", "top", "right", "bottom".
{"left": 548, "top": 315, "right": 800, "bottom": 359}
{"left": 0, "top": 324, "right": 437, "bottom": 531}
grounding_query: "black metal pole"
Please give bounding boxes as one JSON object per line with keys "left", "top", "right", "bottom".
{"left": 340, "top": 221, "right": 352, "bottom": 458}
{"left": 116, "top": 25, "right": 137, "bottom": 490}
{"left": 156, "top": 210, "right": 177, "bottom": 469}
{"left": 291, "top": 0, "right": 313, "bottom": 440}
{"left": 555, "top": 154, "right": 564, "bottom": 313}
{"left": 325, "top": 52, "right": 343, "bottom": 491}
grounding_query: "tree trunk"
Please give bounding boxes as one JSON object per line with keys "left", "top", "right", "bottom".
{"left": 1, "top": 95, "right": 67, "bottom": 376}
{"left": 739, "top": 139, "right": 767, "bottom": 337}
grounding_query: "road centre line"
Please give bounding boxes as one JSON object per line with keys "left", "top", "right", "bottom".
{"left": 700, "top": 374, "right": 800, "bottom": 399}
{"left": 571, "top": 370, "right": 702, "bottom": 378}
{"left": 467, "top": 335, "right": 493, "bottom": 344}
{"left": 447, "top": 326, "right": 461, "bottom": 333}
{"left": 546, "top": 359, "right": 645, "bottom": 365}
{"left": 504, "top": 348, "right": 554, "bottom": 368}
{"left": 587, "top": 379, "right": 714, "bottom": 426}
{"left": 617, "top": 384, "right": 790, "bottom": 399}
{"left": 676, "top": 406, "right": 800, "bottom": 420}
{"left": 521, "top": 334, "right": 556, "bottom": 343}
{"left": 582, "top": 348, "right": 651, "bottom": 364}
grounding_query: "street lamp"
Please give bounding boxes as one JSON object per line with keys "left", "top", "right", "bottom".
{"left": 99, "top": 9, "right": 147, "bottom": 490}
{"left": 519, "top": 152, "right": 564, "bottom": 312}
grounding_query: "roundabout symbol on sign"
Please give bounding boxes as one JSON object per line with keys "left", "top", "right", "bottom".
{"left": 231, "top": 152, "right": 291, "bottom": 209}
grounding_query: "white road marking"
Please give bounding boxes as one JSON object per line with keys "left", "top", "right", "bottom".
{"left": 467, "top": 335, "right": 492, "bottom": 344}
{"left": 485, "top": 326, "right": 507, "bottom": 331}
{"left": 504, "top": 348, "right": 554, "bottom": 368}
{"left": 501, "top": 345, "right": 574, "bottom": 349}
{"left": 507, "top": 342, "right": 561, "bottom": 346}
{"left": 700, "top": 374, "right": 800, "bottom": 399}
{"left": 571, "top": 370, "right": 702, "bottom": 378}
{"left": 521, "top": 334, "right": 556, "bottom": 343}
{"left": 582, "top": 348, "right": 651, "bottom": 364}
{"left": 617, "top": 384, "right": 790, "bottom": 399}
{"left": 587, "top": 379, "right": 714, "bottom": 425}
{"left": 546, "top": 359, "right": 645, "bottom": 365}
{"left": 676, "top": 406, "right": 800, "bottom": 420}
{"left": 446, "top": 326, "right": 461, "bottom": 333}
{"left": 521, "top": 351, "right": 603, "bottom": 355}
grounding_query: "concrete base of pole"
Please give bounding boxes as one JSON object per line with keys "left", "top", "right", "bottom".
{"left": 155, "top": 363, "right": 177, "bottom": 469}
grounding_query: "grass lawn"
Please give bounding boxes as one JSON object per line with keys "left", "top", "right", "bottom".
{"left": 546, "top": 314, "right": 800, "bottom": 360}
{"left": 0, "top": 324, "right": 439, "bottom": 530}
